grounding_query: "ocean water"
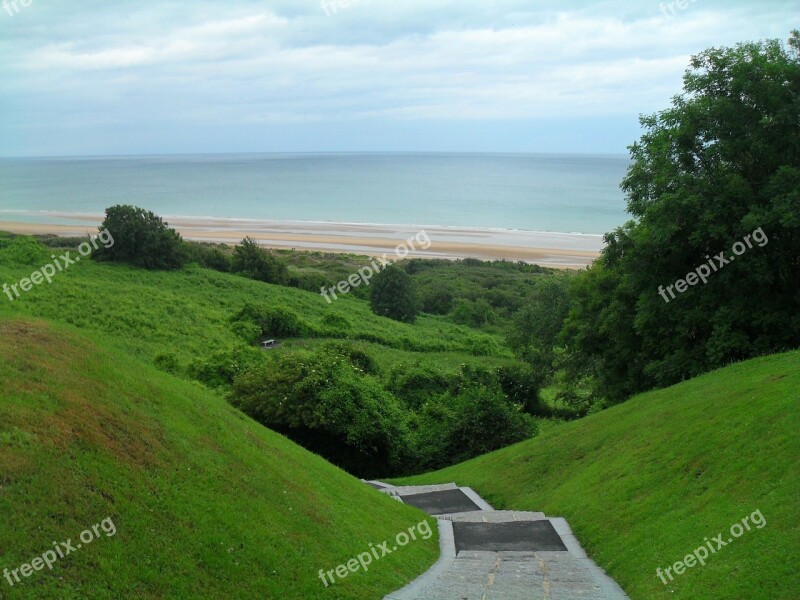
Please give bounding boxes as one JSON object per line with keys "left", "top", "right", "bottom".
{"left": 0, "top": 153, "right": 630, "bottom": 235}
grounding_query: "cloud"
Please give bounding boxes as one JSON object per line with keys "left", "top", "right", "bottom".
{"left": 0, "top": 0, "right": 796, "bottom": 155}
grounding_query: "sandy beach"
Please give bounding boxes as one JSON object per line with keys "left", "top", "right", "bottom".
{"left": 0, "top": 213, "right": 602, "bottom": 268}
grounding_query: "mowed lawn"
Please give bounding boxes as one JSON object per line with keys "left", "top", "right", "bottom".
{"left": 396, "top": 350, "right": 800, "bottom": 600}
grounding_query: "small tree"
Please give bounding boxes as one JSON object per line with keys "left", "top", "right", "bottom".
{"left": 370, "top": 264, "right": 418, "bottom": 323}
{"left": 231, "top": 237, "right": 290, "bottom": 285}
{"left": 94, "top": 205, "right": 186, "bottom": 270}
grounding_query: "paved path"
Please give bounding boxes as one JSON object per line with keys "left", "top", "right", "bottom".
{"left": 367, "top": 481, "right": 629, "bottom": 600}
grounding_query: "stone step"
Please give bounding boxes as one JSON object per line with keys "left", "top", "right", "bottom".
{"left": 383, "top": 482, "right": 460, "bottom": 496}
{"left": 441, "top": 510, "right": 548, "bottom": 523}
{"left": 404, "top": 550, "right": 610, "bottom": 599}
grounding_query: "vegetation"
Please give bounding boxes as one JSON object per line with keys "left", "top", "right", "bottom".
{"left": 231, "top": 236, "right": 290, "bottom": 285}
{"left": 396, "top": 350, "right": 800, "bottom": 600}
{"left": 560, "top": 33, "right": 800, "bottom": 402}
{"left": 0, "top": 29, "right": 797, "bottom": 600}
{"left": 0, "top": 236, "right": 546, "bottom": 477}
{"left": 0, "top": 318, "right": 438, "bottom": 599}
{"left": 369, "top": 264, "right": 419, "bottom": 323}
{"left": 94, "top": 204, "right": 187, "bottom": 270}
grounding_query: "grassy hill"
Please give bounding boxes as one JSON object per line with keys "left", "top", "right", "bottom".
{"left": 395, "top": 350, "right": 800, "bottom": 599}
{"left": 0, "top": 318, "right": 437, "bottom": 599}
{"left": 0, "top": 257, "right": 509, "bottom": 372}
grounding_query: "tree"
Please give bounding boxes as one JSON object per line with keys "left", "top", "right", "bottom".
{"left": 94, "top": 205, "right": 186, "bottom": 270}
{"left": 229, "top": 343, "right": 411, "bottom": 477}
{"left": 231, "top": 237, "right": 290, "bottom": 285}
{"left": 370, "top": 264, "right": 419, "bottom": 323}
{"left": 562, "top": 33, "right": 800, "bottom": 403}
{"left": 508, "top": 276, "right": 571, "bottom": 371}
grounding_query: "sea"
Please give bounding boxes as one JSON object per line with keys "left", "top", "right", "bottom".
{"left": 0, "top": 153, "right": 630, "bottom": 235}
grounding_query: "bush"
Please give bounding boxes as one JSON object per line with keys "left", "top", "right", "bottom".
{"left": 0, "top": 236, "right": 50, "bottom": 265}
{"left": 370, "top": 265, "right": 418, "bottom": 323}
{"left": 230, "top": 345, "right": 410, "bottom": 477}
{"left": 187, "top": 345, "right": 265, "bottom": 388}
{"left": 419, "top": 283, "right": 454, "bottom": 315}
{"left": 93, "top": 205, "right": 187, "bottom": 270}
{"left": 496, "top": 363, "right": 546, "bottom": 416}
{"left": 414, "top": 382, "right": 536, "bottom": 470}
{"left": 231, "top": 237, "right": 290, "bottom": 285}
{"left": 231, "top": 303, "right": 315, "bottom": 339}
{"left": 452, "top": 299, "right": 497, "bottom": 329}
{"left": 387, "top": 364, "right": 451, "bottom": 409}
{"left": 185, "top": 242, "right": 231, "bottom": 272}
{"left": 320, "top": 312, "right": 353, "bottom": 335}
{"left": 153, "top": 352, "right": 181, "bottom": 375}
{"left": 320, "top": 341, "right": 379, "bottom": 375}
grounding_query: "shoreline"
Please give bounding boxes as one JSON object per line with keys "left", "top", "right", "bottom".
{"left": 0, "top": 213, "right": 602, "bottom": 268}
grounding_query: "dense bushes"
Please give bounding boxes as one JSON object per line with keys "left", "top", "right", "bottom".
{"left": 185, "top": 241, "right": 232, "bottom": 272}
{"left": 419, "top": 283, "right": 454, "bottom": 315}
{"left": 228, "top": 344, "right": 540, "bottom": 476}
{"left": 413, "top": 374, "right": 538, "bottom": 471}
{"left": 231, "top": 237, "right": 290, "bottom": 285}
{"left": 231, "top": 303, "right": 315, "bottom": 340}
{"left": 0, "top": 235, "right": 51, "bottom": 264}
{"left": 94, "top": 205, "right": 187, "bottom": 270}
{"left": 370, "top": 265, "right": 419, "bottom": 323}
{"left": 230, "top": 343, "right": 412, "bottom": 477}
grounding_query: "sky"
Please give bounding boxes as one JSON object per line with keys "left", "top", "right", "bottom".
{"left": 0, "top": 0, "right": 796, "bottom": 157}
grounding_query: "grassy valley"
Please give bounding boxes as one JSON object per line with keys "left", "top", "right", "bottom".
{"left": 396, "top": 351, "right": 800, "bottom": 599}
{"left": 0, "top": 318, "right": 438, "bottom": 599}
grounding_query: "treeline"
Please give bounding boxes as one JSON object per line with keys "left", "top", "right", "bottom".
{"left": 227, "top": 339, "right": 541, "bottom": 478}
{"left": 557, "top": 33, "right": 800, "bottom": 402}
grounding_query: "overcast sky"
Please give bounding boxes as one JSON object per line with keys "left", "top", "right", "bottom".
{"left": 0, "top": 0, "right": 796, "bottom": 157}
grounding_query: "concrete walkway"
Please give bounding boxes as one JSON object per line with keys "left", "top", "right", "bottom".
{"left": 367, "top": 481, "right": 629, "bottom": 600}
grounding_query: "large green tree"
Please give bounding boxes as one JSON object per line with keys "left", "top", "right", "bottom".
{"left": 370, "top": 264, "right": 419, "bottom": 323}
{"left": 562, "top": 33, "right": 800, "bottom": 402}
{"left": 94, "top": 205, "right": 187, "bottom": 270}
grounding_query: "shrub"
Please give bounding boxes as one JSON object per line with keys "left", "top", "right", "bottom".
{"left": 414, "top": 382, "right": 536, "bottom": 470}
{"left": 496, "top": 363, "right": 546, "bottom": 416}
{"left": 419, "top": 283, "right": 454, "bottom": 315}
{"left": 370, "top": 265, "right": 418, "bottom": 323}
{"left": 0, "top": 236, "right": 50, "bottom": 265}
{"left": 231, "top": 237, "right": 290, "bottom": 285}
{"left": 320, "top": 312, "right": 352, "bottom": 335}
{"left": 185, "top": 242, "right": 231, "bottom": 272}
{"left": 231, "top": 303, "right": 315, "bottom": 339}
{"left": 187, "top": 345, "right": 265, "bottom": 388}
{"left": 387, "top": 364, "right": 451, "bottom": 409}
{"left": 452, "top": 299, "right": 497, "bottom": 329}
{"left": 153, "top": 352, "right": 181, "bottom": 375}
{"left": 230, "top": 345, "right": 410, "bottom": 477}
{"left": 93, "top": 205, "right": 187, "bottom": 270}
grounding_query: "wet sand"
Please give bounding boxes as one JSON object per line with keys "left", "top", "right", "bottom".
{"left": 0, "top": 213, "right": 602, "bottom": 268}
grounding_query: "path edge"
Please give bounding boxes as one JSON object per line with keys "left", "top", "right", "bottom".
{"left": 383, "top": 519, "right": 456, "bottom": 600}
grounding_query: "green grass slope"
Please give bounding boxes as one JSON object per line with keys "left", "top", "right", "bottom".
{"left": 0, "top": 318, "right": 437, "bottom": 599}
{"left": 0, "top": 258, "right": 508, "bottom": 372}
{"left": 396, "top": 351, "right": 800, "bottom": 599}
